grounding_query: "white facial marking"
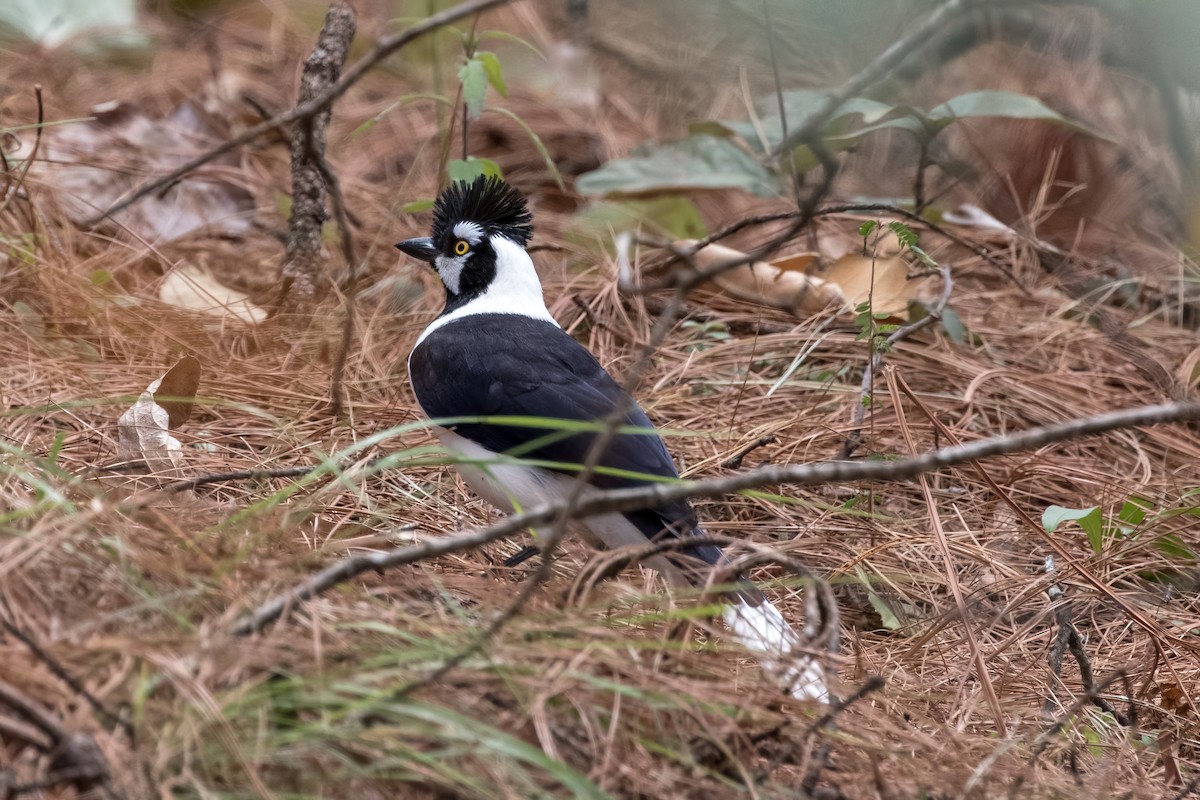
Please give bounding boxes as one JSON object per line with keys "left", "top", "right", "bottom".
{"left": 434, "top": 253, "right": 467, "bottom": 295}
{"left": 452, "top": 221, "right": 485, "bottom": 244}
{"left": 414, "top": 235, "right": 556, "bottom": 345}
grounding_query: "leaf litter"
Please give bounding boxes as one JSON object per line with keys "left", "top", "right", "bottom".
{"left": 0, "top": 4, "right": 1197, "bottom": 799}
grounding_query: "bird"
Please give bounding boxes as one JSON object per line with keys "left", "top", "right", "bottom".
{"left": 397, "top": 174, "right": 828, "bottom": 702}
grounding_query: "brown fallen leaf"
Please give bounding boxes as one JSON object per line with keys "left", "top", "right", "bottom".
{"left": 819, "top": 251, "right": 923, "bottom": 317}
{"left": 158, "top": 264, "right": 267, "bottom": 323}
{"left": 679, "top": 240, "right": 847, "bottom": 315}
{"left": 117, "top": 357, "right": 202, "bottom": 476}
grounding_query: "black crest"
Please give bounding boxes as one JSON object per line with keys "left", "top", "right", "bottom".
{"left": 431, "top": 175, "right": 533, "bottom": 246}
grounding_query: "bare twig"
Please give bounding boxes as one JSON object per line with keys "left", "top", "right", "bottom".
{"left": 1008, "top": 669, "right": 1133, "bottom": 799}
{"left": 798, "top": 675, "right": 886, "bottom": 793}
{"left": 963, "top": 667, "right": 1130, "bottom": 798}
{"left": 1041, "top": 557, "right": 1133, "bottom": 725}
{"left": 838, "top": 263, "right": 953, "bottom": 459}
{"left": 643, "top": 200, "right": 1020, "bottom": 301}
{"left": 0, "top": 618, "right": 133, "bottom": 742}
{"left": 773, "top": 0, "right": 980, "bottom": 158}
{"left": 0, "top": 86, "right": 43, "bottom": 221}
{"left": 307, "top": 123, "right": 360, "bottom": 416}
{"left": 0, "top": 678, "right": 65, "bottom": 746}
{"left": 83, "top": 0, "right": 514, "bottom": 227}
{"left": 162, "top": 464, "right": 322, "bottom": 493}
{"left": 233, "top": 400, "right": 1200, "bottom": 636}
{"left": 721, "top": 435, "right": 777, "bottom": 469}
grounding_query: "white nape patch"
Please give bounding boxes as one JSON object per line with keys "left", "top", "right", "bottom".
{"left": 431, "top": 426, "right": 687, "bottom": 584}
{"left": 452, "top": 220, "right": 485, "bottom": 244}
{"left": 724, "top": 600, "right": 829, "bottom": 702}
{"left": 434, "top": 254, "right": 467, "bottom": 295}
{"left": 416, "top": 235, "right": 556, "bottom": 346}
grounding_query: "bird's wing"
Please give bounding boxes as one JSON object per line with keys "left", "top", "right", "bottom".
{"left": 410, "top": 313, "right": 720, "bottom": 564}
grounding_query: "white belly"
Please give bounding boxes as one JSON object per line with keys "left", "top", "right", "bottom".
{"left": 434, "top": 427, "right": 686, "bottom": 583}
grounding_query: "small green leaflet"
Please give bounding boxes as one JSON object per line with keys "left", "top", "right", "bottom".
{"left": 458, "top": 51, "right": 506, "bottom": 119}
{"left": 447, "top": 157, "right": 502, "bottom": 183}
{"left": 940, "top": 307, "right": 966, "bottom": 344}
{"left": 1042, "top": 505, "right": 1104, "bottom": 553}
{"left": 476, "top": 51, "right": 506, "bottom": 96}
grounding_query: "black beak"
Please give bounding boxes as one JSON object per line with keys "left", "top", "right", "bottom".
{"left": 394, "top": 237, "right": 438, "bottom": 264}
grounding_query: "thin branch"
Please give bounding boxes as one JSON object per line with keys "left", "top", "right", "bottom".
{"left": 233, "top": 400, "right": 1200, "bottom": 636}
{"left": 0, "top": 678, "right": 65, "bottom": 746}
{"left": 308, "top": 125, "right": 360, "bottom": 417}
{"left": 893, "top": 377, "right": 1194, "bottom": 662}
{"left": 1009, "top": 669, "right": 1133, "bottom": 798}
{"left": 642, "top": 201, "right": 1021, "bottom": 301}
{"left": 1041, "top": 556, "right": 1132, "bottom": 726}
{"left": 773, "top": 0, "right": 980, "bottom": 158}
{"left": 797, "top": 675, "right": 886, "bottom": 793}
{"left": 0, "top": 85, "right": 43, "bottom": 221}
{"left": 163, "top": 464, "right": 321, "bottom": 493}
{"left": 721, "top": 435, "right": 777, "bottom": 469}
{"left": 0, "top": 618, "right": 133, "bottom": 742}
{"left": 964, "top": 667, "right": 1130, "bottom": 797}
{"left": 82, "top": 0, "right": 515, "bottom": 227}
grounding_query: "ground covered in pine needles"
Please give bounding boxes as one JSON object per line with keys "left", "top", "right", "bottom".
{"left": 1, "top": 2, "right": 1199, "bottom": 798}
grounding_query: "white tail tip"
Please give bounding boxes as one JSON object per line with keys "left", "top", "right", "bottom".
{"left": 723, "top": 600, "right": 829, "bottom": 703}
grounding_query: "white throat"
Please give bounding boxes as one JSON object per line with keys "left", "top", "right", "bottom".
{"left": 415, "top": 235, "right": 558, "bottom": 347}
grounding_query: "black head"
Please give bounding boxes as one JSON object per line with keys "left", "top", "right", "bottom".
{"left": 395, "top": 176, "right": 536, "bottom": 314}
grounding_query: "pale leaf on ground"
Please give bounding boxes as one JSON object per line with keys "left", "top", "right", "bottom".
{"left": 819, "top": 251, "right": 925, "bottom": 316}
{"left": 680, "top": 240, "right": 846, "bottom": 315}
{"left": 159, "top": 265, "right": 267, "bottom": 323}
{"left": 116, "top": 357, "right": 202, "bottom": 476}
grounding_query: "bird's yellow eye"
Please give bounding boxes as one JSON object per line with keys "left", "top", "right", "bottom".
{"left": 454, "top": 240, "right": 470, "bottom": 256}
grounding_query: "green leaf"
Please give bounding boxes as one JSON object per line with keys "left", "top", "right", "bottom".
{"left": 457, "top": 56, "right": 489, "bottom": 118}
{"left": 868, "top": 590, "right": 902, "bottom": 631}
{"left": 90, "top": 268, "right": 112, "bottom": 286}
{"left": 486, "top": 106, "right": 564, "bottom": 190}
{"left": 402, "top": 198, "right": 435, "bottom": 213}
{"left": 475, "top": 51, "right": 506, "bottom": 97}
{"left": 447, "top": 157, "right": 502, "bottom": 183}
{"left": 858, "top": 220, "right": 878, "bottom": 238}
{"left": 887, "top": 220, "right": 920, "bottom": 249}
{"left": 1118, "top": 496, "right": 1153, "bottom": 528}
{"left": 927, "top": 90, "right": 1102, "bottom": 138}
{"left": 0, "top": 0, "right": 136, "bottom": 46}
{"left": 1156, "top": 534, "right": 1197, "bottom": 561}
{"left": 940, "top": 306, "right": 966, "bottom": 344}
{"left": 577, "top": 135, "right": 780, "bottom": 198}
{"left": 1043, "top": 505, "right": 1104, "bottom": 553}
{"left": 910, "top": 244, "right": 938, "bottom": 267}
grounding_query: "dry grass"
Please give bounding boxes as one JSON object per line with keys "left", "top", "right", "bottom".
{"left": 1, "top": 2, "right": 1199, "bottom": 798}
